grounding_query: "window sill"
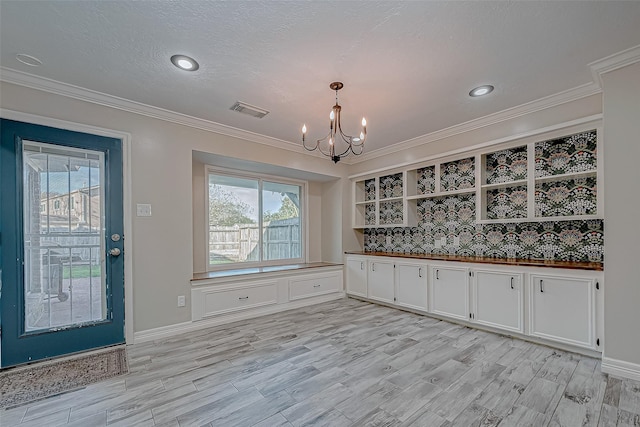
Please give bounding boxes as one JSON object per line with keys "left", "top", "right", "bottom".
{"left": 191, "top": 262, "right": 343, "bottom": 283}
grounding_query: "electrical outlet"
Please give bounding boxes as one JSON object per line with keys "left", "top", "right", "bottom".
{"left": 434, "top": 239, "right": 442, "bottom": 249}
{"left": 177, "top": 295, "right": 186, "bottom": 307}
{"left": 441, "top": 236, "right": 447, "bottom": 246}
{"left": 454, "top": 236, "right": 460, "bottom": 246}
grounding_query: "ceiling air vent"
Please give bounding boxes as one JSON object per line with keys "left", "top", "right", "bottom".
{"left": 229, "top": 101, "right": 269, "bottom": 119}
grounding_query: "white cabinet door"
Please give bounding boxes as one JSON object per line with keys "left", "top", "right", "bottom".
{"left": 430, "top": 266, "right": 469, "bottom": 320}
{"left": 346, "top": 257, "right": 368, "bottom": 297}
{"left": 530, "top": 274, "right": 595, "bottom": 349}
{"left": 396, "top": 263, "right": 427, "bottom": 311}
{"left": 368, "top": 260, "right": 395, "bottom": 304}
{"left": 474, "top": 270, "right": 523, "bottom": 333}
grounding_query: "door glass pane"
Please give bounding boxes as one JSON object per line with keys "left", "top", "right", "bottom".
{"left": 262, "top": 181, "right": 301, "bottom": 261}
{"left": 23, "top": 141, "right": 106, "bottom": 332}
{"left": 208, "top": 174, "right": 259, "bottom": 266}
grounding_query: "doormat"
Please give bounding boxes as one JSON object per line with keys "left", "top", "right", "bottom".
{"left": 0, "top": 345, "right": 128, "bottom": 409}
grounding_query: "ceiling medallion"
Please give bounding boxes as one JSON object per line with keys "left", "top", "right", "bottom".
{"left": 302, "top": 82, "right": 367, "bottom": 163}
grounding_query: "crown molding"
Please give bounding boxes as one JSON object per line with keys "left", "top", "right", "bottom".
{"left": 590, "top": 44, "right": 640, "bottom": 88}
{"left": 351, "top": 81, "right": 601, "bottom": 164}
{"left": 0, "top": 66, "right": 309, "bottom": 156}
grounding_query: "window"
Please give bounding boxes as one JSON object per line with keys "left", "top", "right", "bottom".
{"left": 207, "top": 168, "right": 304, "bottom": 269}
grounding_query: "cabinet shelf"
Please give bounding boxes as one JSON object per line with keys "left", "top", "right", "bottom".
{"left": 407, "top": 188, "right": 476, "bottom": 201}
{"left": 379, "top": 196, "right": 403, "bottom": 202}
{"left": 481, "top": 179, "right": 528, "bottom": 190}
{"left": 534, "top": 169, "right": 596, "bottom": 183}
{"left": 478, "top": 214, "right": 603, "bottom": 224}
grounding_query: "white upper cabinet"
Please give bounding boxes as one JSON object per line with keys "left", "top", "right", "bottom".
{"left": 352, "top": 126, "right": 602, "bottom": 228}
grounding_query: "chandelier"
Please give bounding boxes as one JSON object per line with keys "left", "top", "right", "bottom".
{"left": 302, "top": 82, "right": 367, "bottom": 163}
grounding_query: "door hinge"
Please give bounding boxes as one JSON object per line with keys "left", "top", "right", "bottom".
{"left": 597, "top": 338, "right": 600, "bottom": 346}
{"left": 596, "top": 281, "right": 600, "bottom": 290}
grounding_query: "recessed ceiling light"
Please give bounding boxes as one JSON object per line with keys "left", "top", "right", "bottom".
{"left": 15, "top": 53, "right": 42, "bottom": 67}
{"left": 469, "top": 85, "right": 494, "bottom": 97}
{"left": 170, "top": 54, "right": 199, "bottom": 71}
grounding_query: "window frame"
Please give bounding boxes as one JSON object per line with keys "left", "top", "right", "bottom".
{"left": 204, "top": 165, "right": 307, "bottom": 271}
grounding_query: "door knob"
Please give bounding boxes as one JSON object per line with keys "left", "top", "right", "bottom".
{"left": 109, "top": 248, "right": 121, "bottom": 257}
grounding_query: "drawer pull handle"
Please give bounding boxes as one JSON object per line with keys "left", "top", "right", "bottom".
{"left": 372, "top": 263, "right": 375, "bottom": 272}
{"left": 418, "top": 267, "right": 422, "bottom": 278}
{"left": 540, "top": 280, "right": 544, "bottom": 293}
{"left": 313, "top": 284, "right": 321, "bottom": 288}
{"left": 510, "top": 277, "right": 514, "bottom": 290}
{"left": 436, "top": 269, "right": 439, "bottom": 280}
{"left": 360, "top": 261, "right": 364, "bottom": 270}
{"left": 239, "top": 296, "right": 249, "bottom": 300}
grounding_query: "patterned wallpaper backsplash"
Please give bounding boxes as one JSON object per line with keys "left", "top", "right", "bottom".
{"left": 364, "top": 193, "right": 603, "bottom": 263}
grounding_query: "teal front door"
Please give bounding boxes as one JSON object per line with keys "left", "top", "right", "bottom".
{"left": 0, "top": 119, "right": 125, "bottom": 368}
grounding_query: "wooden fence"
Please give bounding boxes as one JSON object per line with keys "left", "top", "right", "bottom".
{"left": 209, "top": 219, "right": 301, "bottom": 263}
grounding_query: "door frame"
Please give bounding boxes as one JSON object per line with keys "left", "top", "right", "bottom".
{"left": 1, "top": 109, "right": 134, "bottom": 346}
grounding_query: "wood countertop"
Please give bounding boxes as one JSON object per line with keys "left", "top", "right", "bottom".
{"left": 345, "top": 251, "right": 603, "bottom": 271}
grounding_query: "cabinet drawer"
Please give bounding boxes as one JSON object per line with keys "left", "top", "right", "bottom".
{"left": 289, "top": 274, "right": 341, "bottom": 301}
{"left": 202, "top": 283, "right": 278, "bottom": 317}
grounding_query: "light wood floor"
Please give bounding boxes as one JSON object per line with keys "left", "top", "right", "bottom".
{"left": 2, "top": 298, "right": 639, "bottom": 427}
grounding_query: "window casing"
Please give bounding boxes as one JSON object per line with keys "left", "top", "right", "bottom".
{"left": 205, "top": 166, "right": 306, "bottom": 271}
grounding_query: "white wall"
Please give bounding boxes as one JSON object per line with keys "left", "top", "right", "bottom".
{"left": 602, "top": 61, "right": 640, "bottom": 368}
{"left": 0, "top": 81, "right": 348, "bottom": 333}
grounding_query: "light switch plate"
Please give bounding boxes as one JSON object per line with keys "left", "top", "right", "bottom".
{"left": 441, "top": 236, "right": 447, "bottom": 246}
{"left": 177, "top": 295, "right": 186, "bottom": 307}
{"left": 137, "top": 203, "right": 152, "bottom": 217}
{"left": 454, "top": 236, "right": 460, "bottom": 246}
{"left": 386, "top": 236, "right": 392, "bottom": 245}
{"left": 434, "top": 239, "right": 442, "bottom": 249}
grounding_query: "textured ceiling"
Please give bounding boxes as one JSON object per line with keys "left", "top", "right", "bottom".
{"left": 1, "top": 1, "right": 640, "bottom": 156}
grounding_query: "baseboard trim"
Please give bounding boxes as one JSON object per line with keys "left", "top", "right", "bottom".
{"left": 601, "top": 356, "right": 640, "bottom": 381}
{"left": 133, "top": 293, "right": 345, "bottom": 344}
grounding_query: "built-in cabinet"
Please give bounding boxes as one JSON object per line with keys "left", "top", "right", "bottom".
{"left": 367, "top": 259, "right": 395, "bottom": 304}
{"left": 344, "top": 254, "right": 603, "bottom": 354}
{"left": 191, "top": 266, "right": 344, "bottom": 323}
{"left": 352, "top": 128, "right": 602, "bottom": 228}
{"left": 529, "top": 274, "right": 596, "bottom": 349}
{"left": 345, "top": 257, "right": 368, "bottom": 298}
{"left": 430, "top": 265, "right": 469, "bottom": 320}
{"left": 473, "top": 270, "right": 524, "bottom": 333}
{"left": 395, "top": 262, "right": 428, "bottom": 311}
